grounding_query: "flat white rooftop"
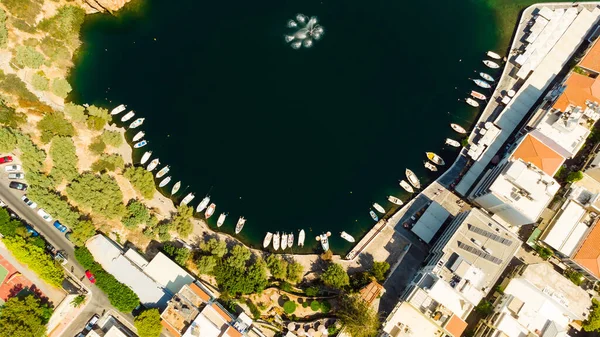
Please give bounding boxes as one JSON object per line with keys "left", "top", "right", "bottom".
{"left": 542, "top": 200, "right": 588, "bottom": 256}
{"left": 411, "top": 201, "right": 451, "bottom": 243}
{"left": 531, "top": 110, "right": 590, "bottom": 158}
{"left": 381, "top": 302, "right": 442, "bottom": 337}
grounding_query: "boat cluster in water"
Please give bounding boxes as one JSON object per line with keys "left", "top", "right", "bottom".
{"left": 285, "top": 14, "right": 324, "bottom": 49}
{"left": 464, "top": 51, "right": 503, "bottom": 108}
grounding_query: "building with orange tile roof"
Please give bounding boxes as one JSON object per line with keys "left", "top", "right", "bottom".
{"left": 510, "top": 134, "right": 565, "bottom": 176}
{"left": 579, "top": 38, "right": 600, "bottom": 74}
{"left": 552, "top": 72, "right": 599, "bottom": 112}
{"left": 444, "top": 315, "right": 468, "bottom": 337}
{"left": 565, "top": 218, "right": 600, "bottom": 281}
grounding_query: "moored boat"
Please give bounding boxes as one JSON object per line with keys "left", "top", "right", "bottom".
{"left": 483, "top": 60, "right": 500, "bottom": 68}
{"left": 121, "top": 111, "right": 135, "bottom": 122}
{"left": 196, "top": 196, "right": 210, "bottom": 213}
{"left": 281, "top": 233, "right": 288, "bottom": 250}
{"left": 426, "top": 152, "right": 445, "bottom": 165}
{"left": 129, "top": 118, "right": 145, "bottom": 129}
{"left": 156, "top": 165, "right": 170, "bottom": 178}
{"left": 340, "top": 231, "right": 355, "bottom": 243}
{"left": 205, "top": 203, "right": 216, "bottom": 219}
{"left": 373, "top": 203, "right": 385, "bottom": 214}
{"left": 445, "top": 138, "right": 460, "bottom": 147}
{"left": 399, "top": 180, "right": 414, "bottom": 193}
{"left": 273, "top": 232, "right": 280, "bottom": 250}
{"left": 298, "top": 229, "right": 305, "bottom": 247}
{"left": 288, "top": 233, "right": 294, "bottom": 248}
{"left": 235, "top": 216, "right": 246, "bottom": 234}
{"left": 133, "top": 140, "right": 147, "bottom": 148}
{"left": 319, "top": 233, "right": 329, "bottom": 251}
{"left": 146, "top": 159, "right": 159, "bottom": 171}
{"left": 451, "top": 123, "right": 467, "bottom": 134}
{"left": 370, "top": 210, "right": 379, "bottom": 221}
{"left": 181, "top": 193, "right": 195, "bottom": 206}
{"left": 263, "top": 232, "right": 273, "bottom": 248}
{"left": 465, "top": 98, "right": 479, "bottom": 107}
{"left": 111, "top": 104, "right": 126, "bottom": 115}
{"left": 132, "top": 131, "right": 145, "bottom": 142}
{"left": 487, "top": 51, "right": 501, "bottom": 59}
{"left": 387, "top": 195, "right": 403, "bottom": 205}
{"left": 159, "top": 176, "right": 171, "bottom": 188}
{"left": 424, "top": 161, "right": 438, "bottom": 172}
{"left": 480, "top": 72, "right": 495, "bottom": 82}
{"left": 171, "top": 181, "right": 181, "bottom": 195}
{"left": 217, "top": 213, "right": 227, "bottom": 227}
{"left": 471, "top": 91, "right": 486, "bottom": 100}
{"left": 405, "top": 169, "right": 420, "bottom": 189}
{"left": 140, "top": 151, "right": 152, "bottom": 164}
{"left": 473, "top": 79, "right": 491, "bottom": 89}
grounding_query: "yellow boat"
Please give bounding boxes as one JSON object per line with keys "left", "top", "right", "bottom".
{"left": 426, "top": 152, "right": 445, "bottom": 166}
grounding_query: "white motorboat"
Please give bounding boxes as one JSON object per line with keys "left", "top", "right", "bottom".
{"left": 156, "top": 165, "right": 170, "bottom": 178}
{"left": 205, "top": 203, "right": 216, "bottom": 219}
{"left": 298, "top": 229, "right": 305, "bottom": 247}
{"left": 217, "top": 213, "right": 227, "bottom": 227}
{"left": 121, "top": 111, "right": 135, "bottom": 122}
{"left": 424, "top": 161, "right": 437, "bottom": 172}
{"left": 465, "top": 98, "right": 479, "bottom": 107}
{"left": 181, "top": 193, "right": 195, "bottom": 206}
{"left": 319, "top": 233, "right": 329, "bottom": 251}
{"left": 387, "top": 195, "right": 403, "bottom": 205}
{"left": 426, "top": 152, "right": 445, "bottom": 165}
{"left": 473, "top": 79, "right": 491, "bottom": 89}
{"left": 399, "top": 180, "right": 414, "bottom": 193}
{"left": 263, "top": 232, "right": 273, "bottom": 248}
{"left": 340, "top": 231, "right": 355, "bottom": 243}
{"left": 140, "top": 151, "right": 152, "bottom": 164}
{"left": 235, "top": 217, "right": 246, "bottom": 234}
{"left": 146, "top": 158, "right": 159, "bottom": 171}
{"left": 406, "top": 169, "right": 420, "bottom": 189}
{"left": 129, "top": 118, "right": 145, "bottom": 129}
{"left": 196, "top": 196, "right": 210, "bottom": 213}
{"left": 288, "top": 233, "right": 294, "bottom": 248}
{"left": 370, "top": 210, "right": 379, "bottom": 221}
{"left": 480, "top": 72, "right": 495, "bottom": 82}
{"left": 132, "top": 131, "right": 145, "bottom": 142}
{"left": 281, "top": 233, "right": 288, "bottom": 250}
{"left": 373, "top": 203, "right": 385, "bottom": 214}
{"left": 487, "top": 51, "right": 501, "bottom": 59}
{"left": 451, "top": 123, "right": 467, "bottom": 134}
{"left": 111, "top": 104, "right": 126, "bottom": 115}
{"left": 445, "top": 138, "right": 461, "bottom": 147}
{"left": 483, "top": 60, "right": 500, "bottom": 69}
{"left": 171, "top": 181, "right": 181, "bottom": 195}
{"left": 133, "top": 140, "right": 147, "bottom": 148}
{"left": 273, "top": 232, "right": 280, "bottom": 250}
{"left": 159, "top": 176, "right": 171, "bottom": 188}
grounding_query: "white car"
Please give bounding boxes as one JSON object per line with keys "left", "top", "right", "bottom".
{"left": 37, "top": 208, "right": 52, "bottom": 222}
{"left": 8, "top": 173, "right": 24, "bottom": 180}
{"left": 4, "top": 165, "right": 21, "bottom": 172}
{"left": 21, "top": 196, "right": 37, "bottom": 209}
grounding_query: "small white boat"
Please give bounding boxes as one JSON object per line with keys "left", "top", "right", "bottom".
{"left": 340, "top": 231, "right": 355, "bottom": 243}
{"left": 288, "top": 233, "right": 294, "bottom": 248}
{"left": 445, "top": 138, "right": 461, "bottom": 147}
{"left": 159, "top": 176, "right": 171, "bottom": 187}
{"left": 196, "top": 196, "right": 210, "bottom": 213}
{"left": 473, "top": 79, "right": 491, "bottom": 89}
{"left": 388, "top": 195, "right": 403, "bottom": 205}
{"left": 132, "top": 131, "right": 145, "bottom": 142}
{"left": 298, "top": 229, "right": 305, "bottom": 247}
{"left": 487, "top": 51, "right": 501, "bottom": 59}
{"left": 400, "top": 180, "right": 414, "bottom": 193}
{"left": 273, "top": 232, "right": 280, "bottom": 250}
{"left": 465, "top": 98, "right": 479, "bottom": 107}
{"left": 129, "top": 118, "right": 145, "bottom": 129}
{"left": 406, "top": 169, "right": 420, "bottom": 189}
{"left": 235, "top": 217, "right": 246, "bottom": 234}
{"left": 146, "top": 158, "right": 159, "bottom": 171}
{"left": 483, "top": 60, "right": 500, "bottom": 69}
{"left": 156, "top": 165, "right": 170, "bottom": 178}
{"left": 480, "top": 72, "right": 495, "bottom": 82}
{"left": 217, "top": 213, "right": 227, "bottom": 227}
{"left": 426, "top": 152, "right": 445, "bottom": 166}
{"left": 171, "top": 181, "right": 181, "bottom": 195}
{"left": 370, "top": 210, "right": 379, "bottom": 221}
{"left": 373, "top": 203, "right": 385, "bottom": 214}
{"left": 263, "top": 232, "right": 273, "bottom": 248}
{"left": 319, "top": 233, "right": 329, "bottom": 251}
{"left": 181, "top": 193, "right": 195, "bottom": 206}
{"left": 111, "top": 104, "right": 126, "bottom": 115}
{"left": 471, "top": 90, "right": 486, "bottom": 100}
{"left": 205, "top": 203, "right": 216, "bottom": 219}
{"left": 140, "top": 151, "right": 152, "bottom": 164}
{"left": 424, "top": 161, "right": 438, "bottom": 172}
{"left": 133, "top": 140, "right": 147, "bottom": 148}
{"left": 451, "top": 123, "right": 467, "bottom": 134}
{"left": 121, "top": 111, "right": 135, "bottom": 122}
{"left": 281, "top": 233, "right": 288, "bottom": 250}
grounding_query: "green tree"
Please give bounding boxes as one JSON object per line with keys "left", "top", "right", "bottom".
{"left": 64, "top": 103, "right": 87, "bottom": 123}
{"left": 2, "top": 0, "right": 42, "bottom": 25}
{"left": 266, "top": 255, "right": 288, "bottom": 280}
{"left": 0, "top": 9, "right": 7, "bottom": 48}
{"left": 584, "top": 299, "right": 600, "bottom": 331}
{"left": 38, "top": 5, "right": 85, "bottom": 42}
{"left": 305, "top": 286, "right": 319, "bottom": 297}
{"left": 91, "top": 153, "right": 125, "bottom": 172}
{"left": 37, "top": 113, "right": 75, "bottom": 143}
{"left": 14, "top": 46, "right": 45, "bottom": 68}
{"left": 171, "top": 205, "right": 193, "bottom": 237}
{"left": 196, "top": 255, "right": 217, "bottom": 274}
{"left": 15, "top": 131, "right": 46, "bottom": 173}
{"left": 71, "top": 295, "right": 86, "bottom": 307}
{"left": 69, "top": 220, "right": 96, "bottom": 246}
{"left": 162, "top": 243, "right": 190, "bottom": 266}
{"left": 0, "top": 127, "right": 17, "bottom": 152}
{"left": 534, "top": 245, "right": 553, "bottom": 260}
{"left": 124, "top": 166, "right": 155, "bottom": 199}
{"left": 88, "top": 137, "right": 106, "bottom": 155}
{"left": 101, "top": 130, "right": 123, "bottom": 147}
{"left": 283, "top": 300, "right": 296, "bottom": 314}
{"left": 475, "top": 300, "right": 493, "bottom": 315}
{"left": 50, "top": 136, "right": 78, "bottom": 183}
{"left": 87, "top": 105, "right": 111, "bottom": 123}
{"left": 40, "top": 36, "right": 71, "bottom": 64}
{"left": 0, "top": 208, "right": 24, "bottom": 237}
{"left": 134, "top": 309, "right": 162, "bottom": 337}
{"left": 0, "top": 104, "right": 25, "bottom": 128}
{"left": 199, "top": 238, "right": 228, "bottom": 258}
{"left": 27, "top": 186, "right": 80, "bottom": 228}
{"left": 227, "top": 245, "right": 251, "bottom": 269}
{"left": 287, "top": 261, "right": 304, "bottom": 283}
{"left": 67, "top": 173, "right": 125, "bottom": 219}
{"left": 122, "top": 200, "right": 150, "bottom": 229}
{"left": 51, "top": 78, "right": 72, "bottom": 98}
{"left": 31, "top": 72, "right": 49, "bottom": 91}
{"left": 370, "top": 261, "right": 390, "bottom": 282}
{"left": 564, "top": 268, "right": 584, "bottom": 286}
{"left": 3, "top": 235, "right": 64, "bottom": 287}
{"left": 567, "top": 171, "right": 584, "bottom": 183}
{"left": 338, "top": 294, "right": 380, "bottom": 337}
{"left": 321, "top": 263, "right": 349, "bottom": 289}
{"left": 214, "top": 255, "right": 268, "bottom": 295}
{"left": 0, "top": 295, "right": 52, "bottom": 337}
{"left": 86, "top": 116, "right": 105, "bottom": 131}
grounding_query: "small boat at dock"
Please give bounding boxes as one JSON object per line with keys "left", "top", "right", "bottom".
{"left": 205, "top": 203, "right": 216, "bottom": 219}
{"left": 319, "top": 233, "right": 330, "bottom": 251}
{"left": 446, "top": 138, "right": 461, "bottom": 147}
{"left": 426, "top": 152, "right": 445, "bottom": 165}
{"left": 388, "top": 195, "right": 403, "bottom": 205}
{"left": 121, "top": 111, "right": 135, "bottom": 122}
{"left": 487, "top": 51, "right": 501, "bottom": 59}
{"left": 134, "top": 140, "right": 147, "bottom": 148}
{"left": 156, "top": 165, "right": 170, "bottom": 178}
{"left": 298, "top": 229, "right": 305, "bottom": 247}
{"left": 129, "top": 118, "right": 145, "bottom": 129}
{"left": 483, "top": 60, "right": 500, "bottom": 69}
{"left": 159, "top": 176, "right": 171, "bottom": 188}
{"left": 281, "top": 233, "right": 288, "bottom": 250}
{"left": 288, "top": 233, "right": 294, "bottom": 248}
{"left": 273, "top": 232, "right": 280, "bottom": 250}
{"left": 181, "top": 193, "right": 195, "bottom": 206}
{"left": 196, "top": 196, "right": 210, "bottom": 213}
{"left": 263, "top": 232, "right": 273, "bottom": 248}
{"left": 171, "top": 181, "right": 181, "bottom": 195}
{"left": 465, "top": 98, "right": 479, "bottom": 107}
{"left": 451, "top": 123, "right": 467, "bottom": 134}
{"left": 140, "top": 151, "right": 152, "bottom": 164}
{"left": 217, "top": 213, "right": 227, "bottom": 227}
{"left": 400, "top": 180, "right": 414, "bottom": 193}
{"left": 406, "top": 169, "right": 420, "bottom": 189}
{"left": 111, "top": 104, "right": 126, "bottom": 115}
{"left": 132, "top": 131, "right": 145, "bottom": 142}
{"left": 340, "top": 231, "right": 355, "bottom": 243}
{"left": 424, "top": 161, "right": 437, "bottom": 172}
{"left": 373, "top": 203, "right": 385, "bottom": 214}
{"left": 235, "top": 217, "right": 246, "bottom": 234}
{"left": 370, "top": 210, "right": 379, "bottom": 221}
{"left": 473, "top": 79, "right": 491, "bottom": 89}
{"left": 471, "top": 91, "right": 486, "bottom": 100}
{"left": 147, "top": 159, "right": 159, "bottom": 171}
{"left": 480, "top": 72, "right": 495, "bottom": 82}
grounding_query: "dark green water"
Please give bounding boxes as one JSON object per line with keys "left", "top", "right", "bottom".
{"left": 70, "top": 0, "right": 500, "bottom": 253}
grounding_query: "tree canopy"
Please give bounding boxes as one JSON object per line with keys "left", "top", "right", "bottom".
{"left": 0, "top": 295, "right": 53, "bottom": 337}
{"left": 69, "top": 220, "right": 96, "bottom": 247}
{"left": 370, "top": 261, "right": 390, "bottom": 282}
{"left": 101, "top": 130, "right": 123, "bottom": 147}
{"left": 3, "top": 236, "right": 64, "bottom": 287}
{"left": 124, "top": 166, "right": 155, "bottom": 199}
{"left": 14, "top": 45, "right": 45, "bottom": 69}
{"left": 584, "top": 299, "right": 600, "bottom": 331}
{"left": 199, "top": 238, "right": 228, "bottom": 258}
{"left": 134, "top": 309, "right": 162, "bottom": 337}
{"left": 67, "top": 173, "right": 125, "bottom": 219}
{"left": 50, "top": 136, "right": 78, "bottom": 183}
{"left": 122, "top": 200, "right": 150, "bottom": 229}
{"left": 91, "top": 153, "right": 124, "bottom": 173}
{"left": 63, "top": 103, "right": 87, "bottom": 123}
{"left": 337, "top": 294, "right": 380, "bottom": 337}
{"left": 171, "top": 205, "right": 193, "bottom": 237}
{"left": 50, "top": 78, "right": 72, "bottom": 99}
{"left": 37, "top": 112, "right": 75, "bottom": 143}
{"left": 27, "top": 186, "right": 80, "bottom": 228}
{"left": 214, "top": 256, "right": 268, "bottom": 296}
{"left": 227, "top": 245, "right": 251, "bottom": 269}
{"left": 321, "top": 263, "right": 349, "bottom": 289}
{"left": 163, "top": 243, "right": 190, "bottom": 266}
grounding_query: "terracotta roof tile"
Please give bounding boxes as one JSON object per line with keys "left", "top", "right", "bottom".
{"left": 580, "top": 40, "right": 600, "bottom": 73}
{"left": 211, "top": 302, "right": 233, "bottom": 322}
{"left": 226, "top": 326, "right": 243, "bottom": 337}
{"left": 161, "top": 319, "right": 182, "bottom": 337}
{"left": 553, "top": 73, "right": 599, "bottom": 111}
{"left": 188, "top": 282, "right": 211, "bottom": 302}
{"left": 511, "top": 134, "right": 565, "bottom": 176}
{"left": 573, "top": 219, "right": 600, "bottom": 278}
{"left": 359, "top": 280, "right": 384, "bottom": 305}
{"left": 444, "top": 314, "right": 468, "bottom": 337}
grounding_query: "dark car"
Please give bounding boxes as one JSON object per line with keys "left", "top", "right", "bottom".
{"left": 53, "top": 220, "right": 67, "bottom": 233}
{"left": 25, "top": 225, "right": 39, "bottom": 237}
{"left": 0, "top": 156, "right": 13, "bottom": 164}
{"left": 84, "top": 270, "right": 96, "bottom": 284}
{"left": 8, "top": 181, "right": 27, "bottom": 191}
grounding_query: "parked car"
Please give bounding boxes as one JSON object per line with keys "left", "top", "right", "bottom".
{"left": 4, "top": 165, "right": 21, "bottom": 172}
{"left": 21, "top": 196, "right": 37, "bottom": 209}
{"left": 37, "top": 209, "right": 52, "bottom": 222}
{"left": 53, "top": 220, "right": 67, "bottom": 232}
{"left": 8, "top": 173, "right": 24, "bottom": 180}
{"left": 65, "top": 231, "right": 72, "bottom": 241}
{"left": 25, "top": 225, "right": 39, "bottom": 237}
{"left": 55, "top": 251, "right": 67, "bottom": 265}
{"left": 84, "top": 271, "right": 96, "bottom": 285}
{"left": 9, "top": 181, "right": 27, "bottom": 191}
{"left": 0, "top": 199, "right": 6, "bottom": 207}
{"left": 0, "top": 156, "right": 13, "bottom": 164}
